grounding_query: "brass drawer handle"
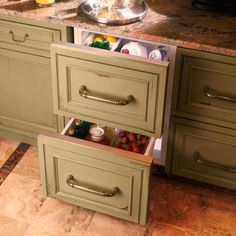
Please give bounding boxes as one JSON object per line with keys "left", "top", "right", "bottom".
{"left": 194, "top": 151, "right": 236, "bottom": 173}
{"left": 79, "top": 85, "right": 134, "bottom": 106}
{"left": 66, "top": 175, "right": 120, "bottom": 197}
{"left": 9, "top": 30, "right": 29, "bottom": 43}
{"left": 203, "top": 86, "right": 236, "bottom": 103}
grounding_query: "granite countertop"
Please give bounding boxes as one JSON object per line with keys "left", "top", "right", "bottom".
{"left": 0, "top": 0, "right": 235, "bottom": 56}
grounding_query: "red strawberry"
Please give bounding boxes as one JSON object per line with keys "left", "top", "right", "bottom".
{"left": 136, "top": 134, "right": 142, "bottom": 141}
{"left": 141, "top": 138, "right": 148, "bottom": 145}
{"left": 128, "top": 133, "right": 136, "bottom": 142}
{"left": 136, "top": 140, "right": 142, "bottom": 147}
{"left": 125, "top": 145, "right": 132, "bottom": 151}
{"left": 121, "top": 136, "right": 129, "bottom": 144}
{"left": 118, "top": 131, "right": 125, "bottom": 138}
{"left": 132, "top": 146, "right": 142, "bottom": 153}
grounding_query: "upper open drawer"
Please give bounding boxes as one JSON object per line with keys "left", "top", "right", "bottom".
{"left": 51, "top": 43, "right": 168, "bottom": 137}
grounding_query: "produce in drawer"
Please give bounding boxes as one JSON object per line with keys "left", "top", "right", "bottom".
{"left": 89, "top": 41, "right": 110, "bottom": 50}
{"left": 113, "top": 130, "right": 150, "bottom": 154}
{"left": 68, "top": 120, "right": 92, "bottom": 139}
{"left": 88, "top": 34, "right": 120, "bottom": 51}
{"left": 66, "top": 120, "right": 149, "bottom": 153}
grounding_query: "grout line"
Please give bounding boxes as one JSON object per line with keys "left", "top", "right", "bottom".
{"left": 0, "top": 143, "right": 31, "bottom": 186}
{"left": 84, "top": 211, "right": 96, "bottom": 232}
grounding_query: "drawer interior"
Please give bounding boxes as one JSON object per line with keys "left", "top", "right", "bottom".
{"left": 61, "top": 118, "right": 155, "bottom": 156}
{"left": 77, "top": 30, "right": 170, "bottom": 62}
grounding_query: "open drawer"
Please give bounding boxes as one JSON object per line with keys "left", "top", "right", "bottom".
{"left": 38, "top": 118, "right": 155, "bottom": 224}
{"left": 51, "top": 42, "right": 169, "bottom": 137}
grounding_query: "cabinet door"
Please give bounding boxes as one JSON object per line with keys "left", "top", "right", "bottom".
{"left": 0, "top": 48, "right": 57, "bottom": 143}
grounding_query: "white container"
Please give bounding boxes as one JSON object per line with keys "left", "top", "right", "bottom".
{"left": 120, "top": 40, "right": 148, "bottom": 58}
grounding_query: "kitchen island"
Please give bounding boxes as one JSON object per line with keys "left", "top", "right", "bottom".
{"left": 0, "top": 0, "right": 235, "bottom": 195}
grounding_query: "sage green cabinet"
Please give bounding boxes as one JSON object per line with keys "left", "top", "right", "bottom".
{"left": 167, "top": 48, "right": 236, "bottom": 190}
{"left": 0, "top": 48, "right": 55, "bottom": 143}
{"left": 170, "top": 118, "right": 236, "bottom": 190}
{"left": 172, "top": 48, "right": 236, "bottom": 129}
{"left": 0, "top": 17, "right": 72, "bottom": 144}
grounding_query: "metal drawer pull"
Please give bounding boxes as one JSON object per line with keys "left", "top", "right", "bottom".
{"left": 203, "top": 86, "right": 236, "bottom": 103}
{"left": 194, "top": 151, "right": 236, "bottom": 173}
{"left": 9, "top": 30, "right": 29, "bottom": 43}
{"left": 66, "top": 175, "right": 120, "bottom": 197}
{"left": 79, "top": 85, "right": 134, "bottom": 106}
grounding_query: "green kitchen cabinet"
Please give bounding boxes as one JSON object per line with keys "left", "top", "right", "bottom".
{"left": 169, "top": 117, "right": 236, "bottom": 190}
{"left": 166, "top": 48, "right": 236, "bottom": 190}
{"left": 0, "top": 16, "right": 72, "bottom": 144}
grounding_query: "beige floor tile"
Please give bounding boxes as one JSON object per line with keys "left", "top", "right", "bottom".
{"left": 0, "top": 137, "right": 20, "bottom": 168}
{"left": 147, "top": 224, "right": 200, "bottom": 236}
{"left": 84, "top": 212, "right": 146, "bottom": 236}
{"left": 0, "top": 173, "right": 45, "bottom": 224}
{"left": 13, "top": 146, "right": 40, "bottom": 180}
{"left": 24, "top": 198, "right": 94, "bottom": 236}
{"left": 0, "top": 215, "right": 29, "bottom": 236}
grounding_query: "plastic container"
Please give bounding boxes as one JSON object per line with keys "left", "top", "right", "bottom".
{"left": 149, "top": 46, "right": 170, "bottom": 61}
{"left": 35, "top": 0, "right": 55, "bottom": 6}
{"left": 120, "top": 40, "right": 148, "bottom": 58}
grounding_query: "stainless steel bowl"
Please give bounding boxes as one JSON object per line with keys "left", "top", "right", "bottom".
{"left": 80, "top": 0, "right": 148, "bottom": 25}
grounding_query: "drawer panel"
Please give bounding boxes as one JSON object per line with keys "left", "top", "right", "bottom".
{"left": 171, "top": 118, "right": 236, "bottom": 190}
{"left": 51, "top": 43, "right": 168, "bottom": 137}
{"left": 176, "top": 50, "right": 236, "bottom": 125}
{"left": 38, "top": 119, "right": 154, "bottom": 224}
{"left": 0, "top": 20, "right": 61, "bottom": 56}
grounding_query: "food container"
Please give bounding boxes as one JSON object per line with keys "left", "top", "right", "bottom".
{"left": 35, "top": 0, "right": 55, "bottom": 6}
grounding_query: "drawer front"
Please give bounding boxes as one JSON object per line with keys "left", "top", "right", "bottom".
{"left": 176, "top": 49, "right": 236, "bottom": 125}
{"left": 0, "top": 20, "right": 61, "bottom": 56}
{"left": 38, "top": 131, "right": 153, "bottom": 224}
{"left": 51, "top": 44, "right": 168, "bottom": 137}
{"left": 171, "top": 118, "right": 236, "bottom": 190}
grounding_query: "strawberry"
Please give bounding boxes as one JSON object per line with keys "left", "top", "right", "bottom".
{"left": 125, "top": 145, "right": 132, "bottom": 151}
{"left": 131, "top": 143, "right": 138, "bottom": 150}
{"left": 136, "top": 134, "right": 142, "bottom": 141}
{"left": 141, "top": 138, "right": 148, "bottom": 145}
{"left": 132, "top": 146, "right": 142, "bottom": 153}
{"left": 136, "top": 140, "right": 142, "bottom": 147}
{"left": 128, "top": 133, "right": 136, "bottom": 142}
{"left": 121, "top": 136, "right": 129, "bottom": 144}
{"left": 118, "top": 131, "right": 126, "bottom": 138}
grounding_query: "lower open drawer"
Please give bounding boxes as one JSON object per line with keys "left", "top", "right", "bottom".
{"left": 38, "top": 118, "right": 154, "bottom": 224}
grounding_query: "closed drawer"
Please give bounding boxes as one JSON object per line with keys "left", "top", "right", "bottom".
{"left": 175, "top": 49, "right": 236, "bottom": 126}
{"left": 171, "top": 118, "right": 236, "bottom": 190}
{"left": 0, "top": 20, "right": 61, "bottom": 56}
{"left": 38, "top": 118, "right": 154, "bottom": 224}
{"left": 51, "top": 43, "right": 168, "bottom": 137}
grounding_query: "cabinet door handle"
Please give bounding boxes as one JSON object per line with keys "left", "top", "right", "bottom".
{"left": 9, "top": 30, "right": 29, "bottom": 43}
{"left": 194, "top": 151, "right": 236, "bottom": 173}
{"left": 79, "top": 85, "right": 134, "bottom": 106}
{"left": 66, "top": 175, "right": 120, "bottom": 197}
{"left": 203, "top": 86, "right": 236, "bottom": 103}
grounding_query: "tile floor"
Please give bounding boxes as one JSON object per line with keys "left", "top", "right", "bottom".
{"left": 0, "top": 137, "right": 236, "bottom": 236}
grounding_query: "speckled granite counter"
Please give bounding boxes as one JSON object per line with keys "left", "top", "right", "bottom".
{"left": 0, "top": 0, "right": 235, "bottom": 56}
